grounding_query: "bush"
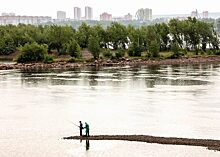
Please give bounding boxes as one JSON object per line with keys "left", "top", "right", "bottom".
{"left": 44, "top": 55, "right": 54, "bottom": 63}
{"left": 102, "top": 49, "right": 113, "bottom": 58}
{"left": 205, "top": 49, "right": 214, "bottom": 55}
{"left": 128, "top": 43, "right": 142, "bottom": 57}
{"left": 68, "top": 57, "right": 84, "bottom": 63}
{"left": 67, "top": 40, "right": 81, "bottom": 58}
{"left": 170, "top": 41, "right": 182, "bottom": 58}
{"left": 16, "top": 42, "right": 48, "bottom": 63}
{"left": 115, "top": 49, "right": 125, "bottom": 59}
{"left": 149, "top": 40, "right": 160, "bottom": 58}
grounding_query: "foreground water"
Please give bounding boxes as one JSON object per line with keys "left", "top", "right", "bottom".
{"left": 0, "top": 64, "right": 220, "bottom": 156}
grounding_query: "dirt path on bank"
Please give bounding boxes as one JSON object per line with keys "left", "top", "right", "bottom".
{"left": 63, "top": 135, "right": 220, "bottom": 151}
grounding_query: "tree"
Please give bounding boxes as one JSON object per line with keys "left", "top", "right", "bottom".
{"left": 216, "top": 18, "right": 220, "bottom": 33}
{"left": 107, "top": 22, "right": 128, "bottom": 50}
{"left": 48, "top": 25, "right": 74, "bottom": 53}
{"left": 145, "top": 25, "right": 161, "bottom": 53}
{"left": 155, "top": 23, "right": 170, "bottom": 51}
{"left": 0, "top": 33, "right": 16, "bottom": 55}
{"left": 88, "top": 36, "right": 100, "bottom": 59}
{"left": 66, "top": 40, "right": 81, "bottom": 58}
{"left": 168, "top": 19, "right": 185, "bottom": 48}
{"left": 90, "top": 24, "right": 108, "bottom": 49}
{"left": 75, "top": 22, "right": 91, "bottom": 48}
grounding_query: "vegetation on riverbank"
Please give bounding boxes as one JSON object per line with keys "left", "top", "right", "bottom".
{"left": 0, "top": 17, "right": 219, "bottom": 63}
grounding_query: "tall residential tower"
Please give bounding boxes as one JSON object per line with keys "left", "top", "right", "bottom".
{"left": 57, "top": 11, "right": 66, "bottom": 20}
{"left": 74, "top": 7, "right": 81, "bottom": 20}
{"left": 85, "top": 6, "right": 93, "bottom": 20}
{"left": 136, "top": 8, "right": 152, "bottom": 21}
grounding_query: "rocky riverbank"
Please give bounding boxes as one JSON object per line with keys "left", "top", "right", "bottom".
{"left": 63, "top": 135, "right": 220, "bottom": 151}
{"left": 1, "top": 56, "right": 220, "bottom": 70}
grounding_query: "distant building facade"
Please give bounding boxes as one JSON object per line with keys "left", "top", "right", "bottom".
{"left": 0, "top": 13, "right": 52, "bottom": 25}
{"left": 74, "top": 7, "right": 81, "bottom": 20}
{"left": 202, "top": 11, "right": 209, "bottom": 18}
{"left": 100, "top": 12, "right": 112, "bottom": 21}
{"left": 57, "top": 11, "right": 66, "bottom": 20}
{"left": 124, "top": 13, "right": 132, "bottom": 21}
{"left": 112, "top": 13, "right": 132, "bottom": 22}
{"left": 136, "top": 8, "right": 152, "bottom": 21}
{"left": 191, "top": 10, "right": 199, "bottom": 18}
{"left": 85, "top": 6, "right": 93, "bottom": 20}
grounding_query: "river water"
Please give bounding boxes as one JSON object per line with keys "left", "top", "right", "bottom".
{"left": 0, "top": 63, "right": 220, "bottom": 156}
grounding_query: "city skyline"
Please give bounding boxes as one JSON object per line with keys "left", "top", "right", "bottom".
{"left": 0, "top": 0, "right": 219, "bottom": 19}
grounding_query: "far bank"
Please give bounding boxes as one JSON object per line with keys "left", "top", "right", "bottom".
{"left": 1, "top": 56, "right": 220, "bottom": 70}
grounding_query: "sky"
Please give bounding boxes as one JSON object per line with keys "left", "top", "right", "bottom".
{"left": 0, "top": 0, "right": 219, "bottom": 19}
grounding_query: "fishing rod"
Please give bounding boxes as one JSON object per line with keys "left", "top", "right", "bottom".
{"left": 68, "top": 120, "right": 80, "bottom": 128}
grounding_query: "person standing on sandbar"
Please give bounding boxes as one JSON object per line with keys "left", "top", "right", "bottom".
{"left": 84, "top": 122, "right": 90, "bottom": 137}
{"left": 79, "top": 121, "right": 83, "bottom": 136}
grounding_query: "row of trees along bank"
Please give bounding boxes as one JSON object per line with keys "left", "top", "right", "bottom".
{"left": 0, "top": 17, "right": 219, "bottom": 63}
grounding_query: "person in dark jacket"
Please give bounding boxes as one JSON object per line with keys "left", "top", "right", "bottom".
{"left": 84, "top": 122, "right": 90, "bottom": 137}
{"left": 79, "top": 121, "right": 83, "bottom": 136}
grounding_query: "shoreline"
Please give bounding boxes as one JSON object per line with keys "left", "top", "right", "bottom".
{"left": 1, "top": 56, "right": 220, "bottom": 70}
{"left": 63, "top": 135, "right": 220, "bottom": 151}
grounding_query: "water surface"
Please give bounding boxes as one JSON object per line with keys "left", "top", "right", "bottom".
{"left": 0, "top": 64, "right": 220, "bottom": 156}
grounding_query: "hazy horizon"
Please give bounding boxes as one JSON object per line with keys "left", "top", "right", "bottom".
{"left": 0, "top": 0, "right": 219, "bottom": 18}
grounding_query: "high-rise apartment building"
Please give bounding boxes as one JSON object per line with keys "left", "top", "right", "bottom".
{"left": 136, "top": 8, "right": 152, "bottom": 21}
{"left": 74, "top": 7, "right": 81, "bottom": 20}
{"left": 57, "top": 11, "right": 66, "bottom": 20}
{"left": 85, "top": 6, "right": 93, "bottom": 20}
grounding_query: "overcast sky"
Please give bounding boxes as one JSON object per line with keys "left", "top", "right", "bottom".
{"left": 0, "top": 0, "right": 219, "bottom": 19}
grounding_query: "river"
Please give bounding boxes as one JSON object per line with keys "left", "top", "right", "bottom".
{"left": 0, "top": 63, "right": 220, "bottom": 156}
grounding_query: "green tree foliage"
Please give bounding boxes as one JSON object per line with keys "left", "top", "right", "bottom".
{"left": 17, "top": 42, "right": 48, "bottom": 63}
{"left": 0, "top": 34, "right": 16, "bottom": 55}
{"left": 115, "top": 49, "right": 125, "bottom": 59}
{"left": 171, "top": 41, "right": 181, "bottom": 58}
{"left": 66, "top": 40, "right": 81, "bottom": 58}
{"left": 127, "top": 25, "right": 146, "bottom": 56}
{"left": 88, "top": 36, "right": 100, "bottom": 59}
{"left": 216, "top": 18, "right": 220, "bottom": 33}
{"left": 149, "top": 40, "right": 160, "bottom": 58}
{"left": 155, "top": 23, "right": 170, "bottom": 51}
{"left": 75, "top": 23, "right": 91, "bottom": 48}
{"left": 48, "top": 25, "right": 74, "bottom": 53}
{"left": 107, "top": 22, "right": 128, "bottom": 50}
{"left": 0, "top": 18, "right": 219, "bottom": 61}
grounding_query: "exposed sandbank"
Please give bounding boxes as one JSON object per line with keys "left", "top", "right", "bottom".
{"left": 63, "top": 135, "right": 220, "bottom": 151}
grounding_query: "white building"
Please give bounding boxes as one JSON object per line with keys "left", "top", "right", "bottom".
{"left": 57, "top": 11, "right": 66, "bottom": 20}
{"left": 74, "top": 7, "right": 81, "bottom": 20}
{"left": 0, "top": 13, "right": 52, "bottom": 25}
{"left": 136, "top": 8, "right": 152, "bottom": 21}
{"left": 85, "top": 6, "right": 93, "bottom": 20}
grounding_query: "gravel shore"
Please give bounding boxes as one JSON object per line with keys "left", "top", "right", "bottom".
{"left": 1, "top": 56, "right": 220, "bottom": 70}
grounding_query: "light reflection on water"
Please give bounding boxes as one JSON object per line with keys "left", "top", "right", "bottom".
{"left": 0, "top": 64, "right": 220, "bottom": 156}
